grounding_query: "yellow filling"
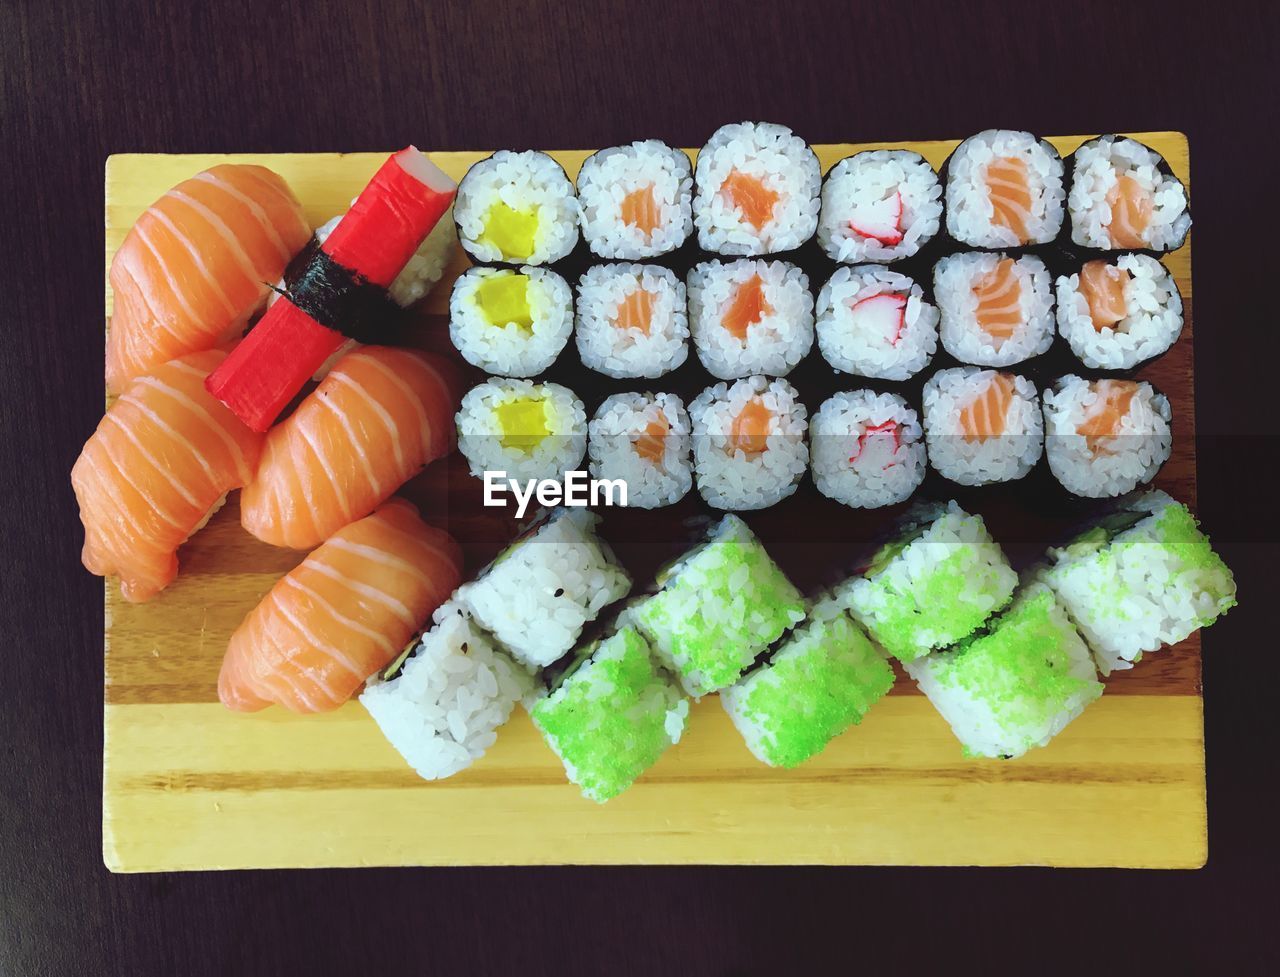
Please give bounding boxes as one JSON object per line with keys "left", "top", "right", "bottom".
{"left": 495, "top": 396, "right": 550, "bottom": 453}
{"left": 475, "top": 272, "right": 533, "bottom": 331}
{"left": 480, "top": 202, "right": 539, "bottom": 261}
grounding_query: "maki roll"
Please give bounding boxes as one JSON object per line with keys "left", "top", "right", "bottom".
{"left": 1067, "top": 135, "right": 1191, "bottom": 252}
{"left": 452, "top": 508, "right": 632, "bottom": 670}
{"left": 456, "top": 379, "right": 587, "bottom": 482}
{"left": 836, "top": 500, "right": 1018, "bottom": 663}
{"left": 449, "top": 266, "right": 572, "bottom": 377}
{"left": 815, "top": 265, "right": 939, "bottom": 380}
{"left": 1038, "top": 491, "right": 1236, "bottom": 675}
{"left": 934, "top": 252, "right": 1054, "bottom": 367}
{"left": 1043, "top": 377, "right": 1171, "bottom": 498}
{"left": 690, "top": 375, "right": 809, "bottom": 510}
{"left": 627, "top": 514, "right": 806, "bottom": 697}
{"left": 360, "top": 603, "right": 531, "bottom": 781}
{"left": 688, "top": 259, "right": 814, "bottom": 380}
{"left": 923, "top": 368, "right": 1043, "bottom": 486}
{"left": 575, "top": 263, "right": 689, "bottom": 379}
{"left": 530, "top": 624, "right": 688, "bottom": 803}
{"left": 693, "top": 121, "right": 821, "bottom": 255}
{"left": 588, "top": 392, "right": 692, "bottom": 509}
{"left": 944, "top": 129, "right": 1065, "bottom": 248}
{"left": 576, "top": 140, "right": 693, "bottom": 259}
{"left": 817, "top": 149, "right": 943, "bottom": 263}
{"left": 455, "top": 150, "right": 578, "bottom": 265}
{"left": 721, "top": 598, "right": 894, "bottom": 768}
{"left": 905, "top": 584, "right": 1103, "bottom": 759}
{"left": 810, "top": 390, "right": 926, "bottom": 509}
{"left": 1055, "top": 255, "right": 1184, "bottom": 370}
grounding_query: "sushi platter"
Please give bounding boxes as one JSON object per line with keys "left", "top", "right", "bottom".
{"left": 100, "top": 133, "right": 1217, "bottom": 871}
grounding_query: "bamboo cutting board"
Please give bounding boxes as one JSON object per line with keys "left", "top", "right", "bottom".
{"left": 102, "top": 133, "right": 1204, "bottom": 871}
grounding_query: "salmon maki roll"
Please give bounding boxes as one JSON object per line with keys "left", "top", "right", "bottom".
{"left": 922, "top": 367, "right": 1043, "bottom": 486}
{"left": 107, "top": 164, "right": 311, "bottom": 395}
{"left": 240, "top": 346, "right": 458, "bottom": 550}
{"left": 1054, "top": 254, "right": 1184, "bottom": 369}
{"left": 575, "top": 264, "right": 689, "bottom": 379}
{"left": 944, "top": 130, "right": 1065, "bottom": 248}
{"left": 218, "top": 500, "right": 462, "bottom": 713}
{"left": 1067, "top": 135, "right": 1191, "bottom": 252}
{"left": 72, "top": 349, "right": 264, "bottom": 602}
{"left": 576, "top": 140, "right": 694, "bottom": 259}
{"left": 934, "top": 252, "right": 1054, "bottom": 368}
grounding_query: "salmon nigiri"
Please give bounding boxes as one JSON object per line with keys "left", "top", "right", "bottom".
{"left": 218, "top": 500, "right": 462, "bottom": 714}
{"left": 107, "top": 164, "right": 311, "bottom": 395}
{"left": 72, "top": 349, "right": 264, "bottom": 602}
{"left": 240, "top": 345, "right": 458, "bottom": 550}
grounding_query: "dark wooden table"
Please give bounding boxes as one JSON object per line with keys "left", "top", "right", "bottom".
{"left": 3, "top": 0, "right": 1277, "bottom": 972}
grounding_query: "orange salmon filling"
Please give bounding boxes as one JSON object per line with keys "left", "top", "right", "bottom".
{"left": 728, "top": 397, "right": 772, "bottom": 456}
{"left": 959, "top": 373, "right": 1015, "bottom": 444}
{"left": 985, "top": 157, "right": 1032, "bottom": 242}
{"left": 972, "top": 258, "right": 1023, "bottom": 348}
{"left": 1079, "top": 261, "right": 1130, "bottom": 331}
{"left": 1106, "top": 174, "right": 1154, "bottom": 248}
{"left": 620, "top": 183, "right": 661, "bottom": 237}
{"left": 633, "top": 411, "right": 670, "bottom": 465}
{"left": 722, "top": 274, "right": 772, "bottom": 340}
{"left": 1077, "top": 380, "right": 1137, "bottom": 455}
{"left": 720, "top": 169, "right": 779, "bottom": 230}
{"left": 613, "top": 288, "right": 656, "bottom": 335}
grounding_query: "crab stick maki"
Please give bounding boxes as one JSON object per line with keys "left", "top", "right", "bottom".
{"left": 693, "top": 122, "right": 821, "bottom": 255}
{"left": 944, "top": 130, "right": 1065, "bottom": 248}
{"left": 818, "top": 150, "right": 943, "bottom": 263}
{"left": 1067, "top": 135, "right": 1190, "bottom": 252}
{"left": 934, "top": 252, "right": 1054, "bottom": 367}
{"left": 810, "top": 391, "right": 926, "bottom": 509}
{"left": 206, "top": 148, "right": 457, "bottom": 432}
{"left": 575, "top": 264, "right": 689, "bottom": 379}
{"left": 816, "top": 266, "right": 939, "bottom": 380}
{"left": 454, "top": 151, "right": 578, "bottom": 265}
{"left": 218, "top": 500, "right": 462, "bottom": 714}
{"left": 923, "top": 368, "right": 1043, "bottom": 486}
{"left": 72, "top": 349, "right": 263, "bottom": 602}
{"left": 107, "top": 165, "right": 311, "bottom": 395}
{"left": 449, "top": 266, "right": 573, "bottom": 377}
{"left": 588, "top": 392, "right": 693, "bottom": 509}
{"left": 1055, "top": 255, "right": 1184, "bottom": 369}
{"left": 689, "top": 259, "right": 814, "bottom": 379}
{"left": 577, "top": 141, "right": 693, "bottom": 259}
{"left": 239, "top": 346, "right": 458, "bottom": 550}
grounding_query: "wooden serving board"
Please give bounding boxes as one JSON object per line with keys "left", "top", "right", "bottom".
{"left": 102, "top": 133, "right": 1203, "bottom": 871}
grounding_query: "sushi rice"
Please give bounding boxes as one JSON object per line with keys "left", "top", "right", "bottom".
{"left": 923, "top": 368, "right": 1043, "bottom": 486}
{"left": 690, "top": 375, "right": 809, "bottom": 511}
{"left": 575, "top": 263, "right": 689, "bottom": 379}
{"left": 449, "top": 266, "right": 572, "bottom": 377}
{"left": 456, "top": 379, "right": 587, "bottom": 483}
{"left": 810, "top": 390, "right": 925, "bottom": 509}
{"left": 455, "top": 150, "right": 578, "bottom": 265}
{"left": 818, "top": 149, "right": 943, "bottom": 263}
{"left": 1068, "top": 135, "right": 1191, "bottom": 252}
{"left": 934, "top": 252, "right": 1054, "bottom": 367}
{"left": 576, "top": 140, "right": 693, "bottom": 259}
{"left": 945, "top": 129, "right": 1065, "bottom": 247}
{"left": 588, "top": 392, "right": 692, "bottom": 509}
{"left": 689, "top": 258, "right": 814, "bottom": 380}
{"left": 1055, "top": 254, "right": 1184, "bottom": 370}
{"left": 815, "top": 265, "right": 939, "bottom": 380}
{"left": 693, "top": 122, "right": 821, "bottom": 255}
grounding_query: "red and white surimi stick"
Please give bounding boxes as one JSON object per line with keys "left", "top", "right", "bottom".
{"left": 206, "top": 148, "right": 457, "bottom": 433}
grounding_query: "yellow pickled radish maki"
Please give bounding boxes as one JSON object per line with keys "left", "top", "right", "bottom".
{"left": 480, "top": 201, "right": 539, "bottom": 261}
{"left": 454, "top": 150, "right": 578, "bottom": 265}
{"left": 456, "top": 379, "right": 586, "bottom": 483}
{"left": 449, "top": 266, "right": 572, "bottom": 377}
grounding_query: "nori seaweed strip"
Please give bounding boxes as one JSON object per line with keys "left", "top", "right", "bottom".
{"left": 283, "top": 248, "right": 399, "bottom": 345}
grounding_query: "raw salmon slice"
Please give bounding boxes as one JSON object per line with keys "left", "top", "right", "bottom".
{"left": 240, "top": 345, "right": 458, "bottom": 550}
{"left": 720, "top": 169, "right": 779, "bottom": 230}
{"left": 959, "top": 372, "right": 1016, "bottom": 444}
{"left": 633, "top": 410, "right": 670, "bottom": 465}
{"left": 620, "top": 183, "right": 661, "bottom": 237}
{"left": 985, "top": 157, "right": 1033, "bottom": 242}
{"left": 972, "top": 258, "right": 1023, "bottom": 348}
{"left": 722, "top": 274, "right": 773, "bottom": 340}
{"left": 71, "top": 349, "right": 264, "bottom": 602}
{"left": 217, "top": 500, "right": 462, "bottom": 714}
{"left": 728, "top": 397, "right": 773, "bottom": 456}
{"left": 1079, "top": 261, "right": 1130, "bottom": 330}
{"left": 107, "top": 165, "right": 311, "bottom": 395}
{"left": 1106, "top": 174, "right": 1154, "bottom": 248}
{"left": 1076, "top": 380, "right": 1137, "bottom": 454}
{"left": 613, "top": 287, "right": 656, "bottom": 335}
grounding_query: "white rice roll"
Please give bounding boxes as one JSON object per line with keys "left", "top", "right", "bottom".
{"left": 576, "top": 140, "right": 693, "bottom": 259}
{"left": 923, "top": 368, "right": 1043, "bottom": 486}
{"left": 360, "top": 603, "right": 532, "bottom": 781}
{"left": 818, "top": 150, "right": 943, "bottom": 263}
{"left": 1055, "top": 254, "right": 1184, "bottom": 369}
{"left": 810, "top": 391, "right": 926, "bottom": 509}
{"left": 588, "top": 392, "right": 692, "bottom": 509}
{"left": 934, "top": 251, "right": 1054, "bottom": 367}
{"left": 455, "top": 150, "right": 578, "bottom": 265}
{"left": 945, "top": 129, "right": 1065, "bottom": 247}
{"left": 449, "top": 266, "right": 571, "bottom": 377}
{"left": 693, "top": 121, "right": 821, "bottom": 255}
{"left": 451, "top": 508, "right": 632, "bottom": 670}
{"left": 689, "top": 259, "right": 813, "bottom": 379}
{"left": 690, "top": 375, "right": 809, "bottom": 511}
{"left": 1043, "top": 376, "right": 1172, "bottom": 498}
{"left": 456, "top": 379, "right": 586, "bottom": 483}
{"left": 575, "top": 264, "right": 689, "bottom": 379}
{"left": 815, "top": 265, "right": 938, "bottom": 380}
{"left": 1068, "top": 135, "right": 1191, "bottom": 252}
